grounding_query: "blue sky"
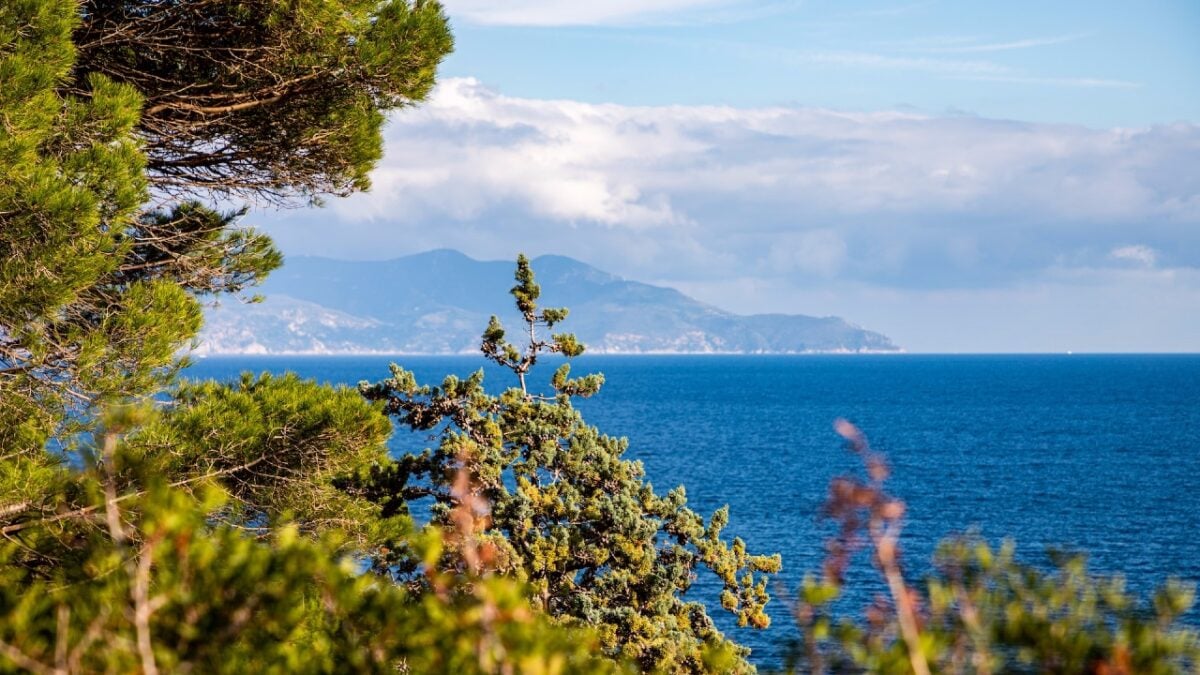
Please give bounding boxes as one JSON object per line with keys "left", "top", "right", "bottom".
{"left": 441, "top": 0, "right": 1200, "bottom": 127}
{"left": 260, "top": 0, "right": 1200, "bottom": 352}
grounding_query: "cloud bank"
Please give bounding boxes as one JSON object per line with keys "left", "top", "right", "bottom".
{"left": 267, "top": 78, "right": 1200, "bottom": 351}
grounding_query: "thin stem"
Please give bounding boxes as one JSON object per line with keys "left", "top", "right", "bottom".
{"left": 101, "top": 433, "right": 125, "bottom": 545}
{"left": 55, "top": 605, "right": 68, "bottom": 673}
{"left": 874, "top": 524, "right": 930, "bottom": 675}
{"left": 133, "top": 538, "right": 160, "bottom": 675}
{"left": 955, "top": 583, "right": 992, "bottom": 675}
{"left": 0, "top": 639, "right": 53, "bottom": 675}
{"left": 3, "top": 453, "right": 272, "bottom": 535}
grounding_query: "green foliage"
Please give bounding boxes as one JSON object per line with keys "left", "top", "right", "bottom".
{"left": 130, "top": 373, "right": 399, "bottom": 547}
{"left": 0, "top": 0, "right": 187, "bottom": 455}
{"left": 72, "top": 0, "right": 454, "bottom": 202}
{"left": 793, "top": 540, "right": 1200, "bottom": 674}
{"left": 0, "top": 0, "right": 286, "bottom": 457}
{"left": 1, "top": 0, "right": 448, "bottom": 452}
{"left": 116, "top": 203, "right": 283, "bottom": 299}
{"left": 2, "top": 374, "right": 399, "bottom": 576}
{"left": 3, "top": 0, "right": 449, "bottom": 450}
{"left": 0, "top": 420, "right": 618, "bottom": 674}
{"left": 10, "top": 2, "right": 1198, "bottom": 672}
{"left": 0, "top": 2, "right": 625, "bottom": 672}
{"left": 360, "top": 257, "right": 781, "bottom": 673}
{"left": 930, "top": 538, "right": 1199, "bottom": 674}
{"left": 480, "top": 254, "right": 599, "bottom": 393}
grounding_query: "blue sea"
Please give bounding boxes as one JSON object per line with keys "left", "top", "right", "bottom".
{"left": 186, "top": 354, "right": 1200, "bottom": 666}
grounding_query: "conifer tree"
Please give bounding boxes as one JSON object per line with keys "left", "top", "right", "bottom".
{"left": 0, "top": 0, "right": 279, "bottom": 542}
{"left": 1, "top": 0, "right": 186, "bottom": 491}
{"left": 1, "top": 0, "right": 448, "bottom": 537}
{"left": 2, "top": 1, "right": 453, "bottom": 446}
{"left": 0, "top": 0, "right": 442, "bottom": 612}
{"left": 360, "top": 256, "right": 783, "bottom": 673}
{"left": 71, "top": 0, "right": 454, "bottom": 203}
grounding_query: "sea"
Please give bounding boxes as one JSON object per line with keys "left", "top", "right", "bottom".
{"left": 186, "top": 354, "right": 1200, "bottom": 667}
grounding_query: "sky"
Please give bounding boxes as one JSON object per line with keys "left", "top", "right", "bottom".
{"left": 259, "top": 0, "right": 1200, "bottom": 352}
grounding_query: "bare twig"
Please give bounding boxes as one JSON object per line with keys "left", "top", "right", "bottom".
{"left": 132, "top": 537, "right": 160, "bottom": 675}
{"left": 0, "top": 638, "right": 53, "bottom": 675}
{"left": 101, "top": 432, "right": 126, "bottom": 545}
{"left": 823, "top": 419, "right": 931, "bottom": 675}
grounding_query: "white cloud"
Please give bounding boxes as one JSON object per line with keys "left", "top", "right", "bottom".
{"left": 268, "top": 78, "right": 1199, "bottom": 331}
{"left": 912, "top": 34, "right": 1086, "bottom": 54}
{"left": 340, "top": 79, "right": 696, "bottom": 229}
{"left": 953, "top": 74, "right": 1140, "bottom": 89}
{"left": 1110, "top": 244, "right": 1158, "bottom": 267}
{"left": 255, "top": 78, "right": 1200, "bottom": 351}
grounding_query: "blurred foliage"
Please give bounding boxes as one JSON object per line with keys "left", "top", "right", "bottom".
{"left": 788, "top": 422, "right": 1200, "bottom": 674}
{"left": 0, "top": 413, "right": 619, "bottom": 674}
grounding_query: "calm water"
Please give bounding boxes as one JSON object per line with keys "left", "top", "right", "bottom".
{"left": 187, "top": 354, "right": 1200, "bottom": 666}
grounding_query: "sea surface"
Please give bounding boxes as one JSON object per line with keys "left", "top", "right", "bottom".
{"left": 186, "top": 354, "right": 1200, "bottom": 667}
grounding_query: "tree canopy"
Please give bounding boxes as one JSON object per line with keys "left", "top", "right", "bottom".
{"left": 1, "top": 0, "right": 193, "bottom": 458}
{"left": 72, "top": 0, "right": 453, "bottom": 203}
{"left": 2, "top": 2, "right": 591, "bottom": 672}
{"left": 2, "top": 0, "right": 451, "bottom": 452}
{"left": 0, "top": 410, "right": 617, "bottom": 674}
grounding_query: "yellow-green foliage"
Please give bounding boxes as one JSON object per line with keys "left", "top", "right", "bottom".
{"left": 6, "top": 2, "right": 1197, "bottom": 673}
{"left": 359, "top": 257, "right": 782, "bottom": 673}
{"left": 1, "top": 2, "right": 622, "bottom": 673}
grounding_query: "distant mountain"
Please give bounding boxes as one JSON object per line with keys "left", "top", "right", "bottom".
{"left": 197, "top": 250, "right": 900, "bottom": 354}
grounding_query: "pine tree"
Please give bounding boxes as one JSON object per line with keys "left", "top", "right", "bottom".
{"left": 360, "top": 256, "right": 783, "bottom": 673}
{"left": 1, "top": 0, "right": 186, "bottom": 493}
{"left": 2, "top": 0, "right": 453, "bottom": 445}
{"left": 0, "top": 0, "right": 283, "bottom": 547}
{"left": 71, "top": 0, "right": 454, "bottom": 204}
{"left": 1, "top": 0, "right": 448, "bottom": 534}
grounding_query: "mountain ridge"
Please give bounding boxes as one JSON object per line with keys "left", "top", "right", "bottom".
{"left": 197, "top": 251, "right": 901, "bottom": 355}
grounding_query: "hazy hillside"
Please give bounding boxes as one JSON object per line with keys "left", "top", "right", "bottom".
{"left": 197, "top": 250, "right": 900, "bottom": 354}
